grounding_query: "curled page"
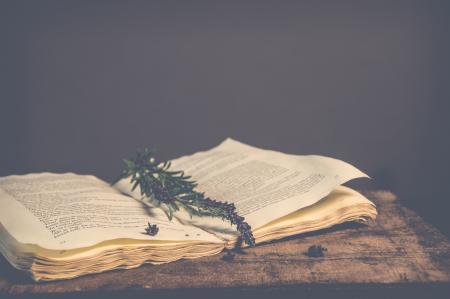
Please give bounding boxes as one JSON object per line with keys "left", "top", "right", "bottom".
{"left": 170, "top": 138, "right": 369, "bottom": 230}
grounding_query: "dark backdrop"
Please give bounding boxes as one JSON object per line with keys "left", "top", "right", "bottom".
{"left": 1, "top": 1, "right": 450, "bottom": 235}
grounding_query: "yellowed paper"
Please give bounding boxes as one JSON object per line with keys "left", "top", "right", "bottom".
{"left": 0, "top": 173, "right": 222, "bottom": 250}
{"left": 169, "top": 138, "right": 369, "bottom": 230}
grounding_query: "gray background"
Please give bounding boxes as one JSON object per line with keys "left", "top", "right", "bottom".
{"left": 1, "top": 1, "right": 450, "bottom": 235}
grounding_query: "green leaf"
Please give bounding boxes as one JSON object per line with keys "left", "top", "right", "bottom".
{"left": 131, "top": 181, "right": 139, "bottom": 191}
{"left": 167, "top": 205, "right": 173, "bottom": 221}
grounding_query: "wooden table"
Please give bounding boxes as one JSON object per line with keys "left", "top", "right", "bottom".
{"left": 1, "top": 190, "right": 449, "bottom": 298}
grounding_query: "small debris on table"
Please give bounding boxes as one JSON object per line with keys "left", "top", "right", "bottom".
{"left": 305, "top": 245, "right": 327, "bottom": 257}
{"left": 221, "top": 250, "right": 235, "bottom": 261}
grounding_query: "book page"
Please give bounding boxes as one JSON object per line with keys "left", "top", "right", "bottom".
{"left": 0, "top": 173, "right": 223, "bottom": 250}
{"left": 167, "top": 138, "right": 369, "bottom": 236}
{"left": 253, "top": 185, "right": 376, "bottom": 238}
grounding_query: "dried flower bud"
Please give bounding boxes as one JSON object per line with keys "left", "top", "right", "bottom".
{"left": 145, "top": 222, "right": 159, "bottom": 236}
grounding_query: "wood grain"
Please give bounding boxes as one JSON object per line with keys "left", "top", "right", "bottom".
{"left": 0, "top": 190, "right": 449, "bottom": 298}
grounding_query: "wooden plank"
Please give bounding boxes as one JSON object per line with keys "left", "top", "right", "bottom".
{"left": 0, "top": 190, "right": 449, "bottom": 297}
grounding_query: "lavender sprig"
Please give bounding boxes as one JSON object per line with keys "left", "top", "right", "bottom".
{"left": 116, "top": 148, "right": 255, "bottom": 246}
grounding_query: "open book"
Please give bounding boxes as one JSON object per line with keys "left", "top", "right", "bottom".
{"left": 0, "top": 138, "right": 376, "bottom": 281}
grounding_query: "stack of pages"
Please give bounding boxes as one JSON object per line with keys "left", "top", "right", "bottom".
{"left": 0, "top": 138, "right": 376, "bottom": 281}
